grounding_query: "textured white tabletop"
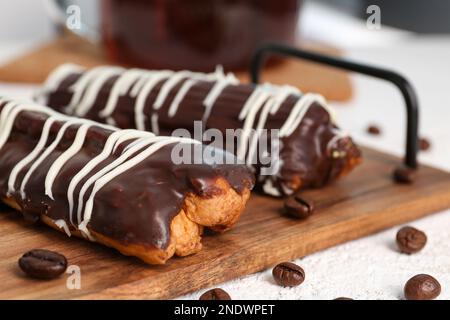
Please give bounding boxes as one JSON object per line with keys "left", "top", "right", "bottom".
{"left": 0, "top": 36, "right": 449, "bottom": 301}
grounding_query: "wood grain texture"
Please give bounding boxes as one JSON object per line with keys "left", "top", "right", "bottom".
{"left": 0, "top": 35, "right": 352, "bottom": 101}
{"left": 1, "top": 147, "right": 449, "bottom": 300}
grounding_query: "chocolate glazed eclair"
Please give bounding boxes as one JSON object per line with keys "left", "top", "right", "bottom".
{"left": 38, "top": 64, "right": 362, "bottom": 197}
{"left": 0, "top": 99, "right": 253, "bottom": 264}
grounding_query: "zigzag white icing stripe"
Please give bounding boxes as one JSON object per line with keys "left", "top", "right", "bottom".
{"left": 168, "top": 79, "right": 198, "bottom": 118}
{"left": 236, "top": 90, "right": 271, "bottom": 160}
{"left": 135, "top": 71, "right": 173, "bottom": 131}
{"left": 67, "top": 129, "right": 153, "bottom": 226}
{"left": 18, "top": 118, "right": 80, "bottom": 199}
{"left": 42, "top": 65, "right": 235, "bottom": 133}
{"left": 8, "top": 116, "right": 60, "bottom": 195}
{"left": 66, "top": 66, "right": 112, "bottom": 114}
{"left": 78, "top": 136, "right": 198, "bottom": 238}
{"left": 100, "top": 69, "right": 148, "bottom": 119}
{"left": 74, "top": 67, "right": 124, "bottom": 117}
{"left": 45, "top": 123, "right": 94, "bottom": 200}
{"left": 279, "top": 93, "right": 327, "bottom": 137}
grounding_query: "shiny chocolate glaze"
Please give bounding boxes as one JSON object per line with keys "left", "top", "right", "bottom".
{"left": 46, "top": 71, "right": 361, "bottom": 196}
{"left": 0, "top": 102, "right": 254, "bottom": 249}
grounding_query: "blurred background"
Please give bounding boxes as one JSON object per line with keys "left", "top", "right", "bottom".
{"left": 1, "top": 0, "right": 449, "bottom": 53}
{"left": 0, "top": 0, "right": 448, "bottom": 171}
{"left": 1, "top": 1, "right": 450, "bottom": 43}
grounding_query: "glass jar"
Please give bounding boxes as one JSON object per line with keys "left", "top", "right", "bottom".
{"left": 101, "top": 0, "right": 302, "bottom": 71}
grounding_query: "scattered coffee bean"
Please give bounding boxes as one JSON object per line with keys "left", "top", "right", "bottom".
{"left": 419, "top": 138, "right": 431, "bottom": 151}
{"left": 199, "top": 288, "right": 231, "bottom": 300}
{"left": 18, "top": 249, "right": 67, "bottom": 279}
{"left": 272, "top": 262, "right": 305, "bottom": 287}
{"left": 392, "top": 166, "right": 416, "bottom": 184}
{"left": 284, "top": 195, "right": 315, "bottom": 219}
{"left": 404, "top": 274, "right": 441, "bottom": 300}
{"left": 367, "top": 125, "right": 381, "bottom": 135}
{"left": 396, "top": 226, "right": 427, "bottom": 254}
{"left": 334, "top": 297, "right": 353, "bottom": 300}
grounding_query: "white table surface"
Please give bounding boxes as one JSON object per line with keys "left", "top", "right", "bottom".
{"left": 0, "top": 36, "right": 449, "bottom": 300}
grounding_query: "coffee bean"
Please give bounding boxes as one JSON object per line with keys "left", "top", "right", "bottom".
{"left": 392, "top": 166, "right": 416, "bottom": 184}
{"left": 419, "top": 138, "right": 431, "bottom": 151}
{"left": 334, "top": 297, "right": 353, "bottom": 300}
{"left": 284, "top": 196, "right": 315, "bottom": 219}
{"left": 396, "top": 226, "right": 427, "bottom": 254}
{"left": 272, "top": 262, "right": 305, "bottom": 287}
{"left": 199, "top": 288, "right": 231, "bottom": 300}
{"left": 367, "top": 125, "right": 381, "bottom": 135}
{"left": 18, "top": 249, "right": 67, "bottom": 279}
{"left": 404, "top": 274, "right": 441, "bottom": 300}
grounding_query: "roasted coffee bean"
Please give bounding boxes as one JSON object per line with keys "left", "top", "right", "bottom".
{"left": 272, "top": 262, "right": 305, "bottom": 287}
{"left": 396, "top": 226, "right": 427, "bottom": 254}
{"left": 419, "top": 138, "right": 431, "bottom": 151}
{"left": 334, "top": 297, "right": 353, "bottom": 300}
{"left": 367, "top": 125, "right": 381, "bottom": 135}
{"left": 404, "top": 274, "right": 441, "bottom": 300}
{"left": 199, "top": 288, "right": 231, "bottom": 300}
{"left": 284, "top": 196, "right": 315, "bottom": 219}
{"left": 18, "top": 249, "right": 67, "bottom": 279}
{"left": 393, "top": 166, "right": 416, "bottom": 184}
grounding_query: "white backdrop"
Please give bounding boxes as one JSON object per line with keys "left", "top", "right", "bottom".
{"left": 0, "top": 0, "right": 53, "bottom": 42}
{"left": 0, "top": 0, "right": 99, "bottom": 43}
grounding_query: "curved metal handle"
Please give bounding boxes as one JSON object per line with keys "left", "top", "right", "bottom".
{"left": 250, "top": 43, "right": 419, "bottom": 169}
{"left": 45, "top": 0, "right": 100, "bottom": 43}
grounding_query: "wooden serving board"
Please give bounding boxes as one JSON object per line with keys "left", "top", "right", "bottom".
{"left": 0, "top": 35, "right": 352, "bottom": 101}
{"left": 1, "top": 147, "right": 450, "bottom": 299}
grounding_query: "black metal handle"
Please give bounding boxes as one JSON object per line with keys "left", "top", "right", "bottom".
{"left": 250, "top": 43, "right": 419, "bottom": 169}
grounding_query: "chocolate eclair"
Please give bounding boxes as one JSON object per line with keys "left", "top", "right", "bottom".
{"left": 38, "top": 64, "right": 362, "bottom": 197}
{"left": 0, "top": 98, "right": 253, "bottom": 264}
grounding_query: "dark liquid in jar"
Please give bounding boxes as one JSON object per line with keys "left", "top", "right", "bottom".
{"left": 102, "top": 0, "right": 302, "bottom": 71}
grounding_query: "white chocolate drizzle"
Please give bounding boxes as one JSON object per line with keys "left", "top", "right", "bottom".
{"left": 78, "top": 136, "right": 197, "bottom": 238}
{"left": 45, "top": 122, "right": 93, "bottom": 200}
{"left": 40, "top": 64, "right": 345, "bottom": 195}
{"left": 100, "top": 69, "right": 147, "bottom": 119}
{"left": 168, "top": 79, "right": 197, "bottom": 117}
{"left": 40, "top": 64, "right": 238, "bottom": 133}
{"left": 8, "top": 115, "right": 59, "bottom": 196}
{"left": 0, "top": 100, "right": 200, "bottom": 239}
{"left": 262, "top": 179, "right": 281, "bottom": 197}
{"left": 55, "top": 219, "right": 71, "bottom": 237}
{"left": 151, "top": 113, "right": 160, "bottom": 135}
{"left": 33, "top": 64, "right": 85, "bottom": 105}
{"left": 135, "top": 71, "right": 173, "bottom": 131}
{"left": 236, "top": 89, "right": 272, "bottom": 160}
{"left": 65, "top": 66, "right": 112, "bottom": 114}
{"left": 67, "top": 129, "right": 152, "bottom": 226}
{"left": 41, "top": 64, "right": 85, "bottom": 92}
{"left": 202, "top": 72, "right": 239, "bottom": 123}
{"left": 19, "top": 118, "right": 81, "bottom": 199}
{"left": 74, "top": 67, "right": 124, "bottom": 117}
